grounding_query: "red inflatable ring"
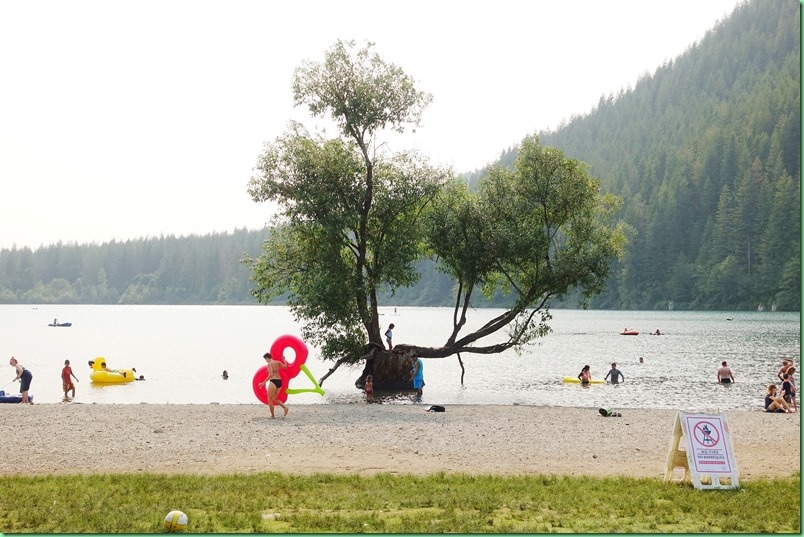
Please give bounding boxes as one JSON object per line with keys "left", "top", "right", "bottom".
{"left": 252, "top": 334, "right": 309, "bottom": 404}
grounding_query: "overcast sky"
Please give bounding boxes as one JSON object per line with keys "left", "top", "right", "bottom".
{"left": 0, "top": 0, "right": 743, "bottom": 250}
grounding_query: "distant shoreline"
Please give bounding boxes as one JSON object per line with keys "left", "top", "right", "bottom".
{"left": 0, "top": 404, "right": 798, "bottom": 480}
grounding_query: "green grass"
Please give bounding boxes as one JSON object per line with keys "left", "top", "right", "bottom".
{"left": 0, "top": 472, "right": 799, "bottom": 533}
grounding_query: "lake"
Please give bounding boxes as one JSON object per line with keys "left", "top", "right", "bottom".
{"left": 2, "top": 305, "right": 799, "bottom": 411}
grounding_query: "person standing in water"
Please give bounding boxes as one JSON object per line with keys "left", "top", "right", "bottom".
{"left": 257, "top": 352, "right": 289, "bottom": 418}
{"left": 410, "top": 356, "right": 424, "bottom": 401}
{"left": 604, "top": 363, "right": 624, "bottom": 384}
{"left": 717, "top": 361, "right": 735, "bottom": 384}
{"left": 9, "top": 357, "right": 33, "bottom": 404}
{"left": 577, "top": 365, "right": 591, "bottom": 386}
{"left": 61, "top": 359, "right": 79, "bottom": 401}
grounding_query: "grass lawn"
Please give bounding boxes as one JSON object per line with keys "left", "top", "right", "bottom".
{"left": 0, "top": 472, "right": 799, "bottom": 533}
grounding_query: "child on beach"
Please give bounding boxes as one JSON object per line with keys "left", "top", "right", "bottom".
{"left": 364, "top": 375, "right": 374, "bottom": 402}
{"left": 781, "top": 372, "right": 797, "bottom": 411}
{"left": 61, "top": 359, "right": 79, "bottom": 401}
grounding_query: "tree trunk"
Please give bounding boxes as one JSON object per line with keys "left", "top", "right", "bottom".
{"left": 356, "top": 348, "right": 415, "bottom": 390}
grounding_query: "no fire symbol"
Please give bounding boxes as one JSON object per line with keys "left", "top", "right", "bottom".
{"left": 692, "top": 421, "right": 720, "bottom": 447}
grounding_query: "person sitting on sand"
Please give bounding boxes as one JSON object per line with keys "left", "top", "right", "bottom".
{"left": 765, "top": 384, "right": 790, "bottom": 413}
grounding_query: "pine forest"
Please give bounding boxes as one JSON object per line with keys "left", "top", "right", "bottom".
{"left": 0, "top": 0, "right": 799, "bottom": 311}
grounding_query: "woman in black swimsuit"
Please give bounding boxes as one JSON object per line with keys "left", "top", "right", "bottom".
{"left": 9, "top": 357, "right": 33, "bottom": 404}
{"left": 257, "top": 352, "right": 289, "bottom": 418}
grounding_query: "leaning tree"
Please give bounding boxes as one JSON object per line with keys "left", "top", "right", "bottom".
{"left": 247, "top": 40, "right": 624, "bottom": 390}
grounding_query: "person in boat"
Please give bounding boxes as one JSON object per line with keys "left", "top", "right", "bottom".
{"left": 604, "top": 363, "right": 624, "bottom": 384}
{"left": 577, "top": 365, "right": 591, "bottom": 386}
{"left": 717, "top": 361, "right": 735, "bottom": 384}
{"left": 652, "top": 328, "right": 662, "bottom": 335}
{"left": 222, "top": 370, "right": 229, "bottom": 380}
{"left": 765, "top": 384, "right": 790, "bottom": 413}
{"left": 9, "top": 357, "right": 33, "bottom": 404}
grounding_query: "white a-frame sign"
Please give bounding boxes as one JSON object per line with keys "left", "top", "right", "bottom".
{"left": 664, "top": 411, "right": 739, "bottom": 489}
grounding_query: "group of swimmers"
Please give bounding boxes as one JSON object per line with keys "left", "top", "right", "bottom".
{"left": 765, "top": 358, "right": 797, "bottom": 413}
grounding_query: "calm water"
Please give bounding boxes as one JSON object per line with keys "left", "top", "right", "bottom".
{"left": 2, "top": 305, "right": 799, "bottom": 411}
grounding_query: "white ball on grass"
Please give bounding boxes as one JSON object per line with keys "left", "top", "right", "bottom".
{"left": 163, "top": 510, "right": 188, "bottom": 532}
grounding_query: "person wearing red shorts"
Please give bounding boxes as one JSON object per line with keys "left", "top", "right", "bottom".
{"left": 62, "top": 359, "right": 79, "bottom": 401}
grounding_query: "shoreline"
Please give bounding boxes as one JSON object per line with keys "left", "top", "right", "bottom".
{"left": 0, "top": 404, "right": 798, "bottom": 480}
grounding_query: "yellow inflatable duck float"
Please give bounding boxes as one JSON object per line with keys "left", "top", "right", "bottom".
{"left": 88, "top": 357, "right": 136, "bottom": 384}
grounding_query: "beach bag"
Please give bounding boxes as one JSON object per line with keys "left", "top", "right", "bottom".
{"left": 426, "top": 405, "right": 445, "bottom": 412}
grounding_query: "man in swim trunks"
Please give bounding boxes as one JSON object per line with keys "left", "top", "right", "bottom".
{"left": 717, "top": 361, "right": 735, "bottom": 384}
{"left": 257, "top": 352, "right": 289, "bottom": 418}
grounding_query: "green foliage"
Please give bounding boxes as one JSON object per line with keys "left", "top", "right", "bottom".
{"left": 2, "top": 1, "right": 797, "bottom": 316}
{"left": 539, "top": 0, "right": 800, "bottom": 311}
{"left": 0, "top": 229, "right": 270, "bottom": 305}
{"left": 0, "top": 472, "right": 798, "bottom": 533}
{"left": 249, "top": 40, "right": 623, "bottom": 363}
{"left": 248, "top": 40, "right": 448, "bottom": 360}
{"left": 293, "top": 39, "right": 432, "bottom": 138}
{"left": 423, "top": 137, "right": 624, "bottom": 355}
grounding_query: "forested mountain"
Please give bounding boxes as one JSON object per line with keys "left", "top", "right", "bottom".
{"left": 0, "top": 229, "right": 270, "bottom": 304}
{"left": 0, "top": 0, "right": 799, "bottom": 310}
{"left": 485, "top": 0, "right": 800, "bottom": 311}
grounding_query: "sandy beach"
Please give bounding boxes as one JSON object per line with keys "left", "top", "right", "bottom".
{"left": 0, "top": 404, "right": 798, "bottom": 480}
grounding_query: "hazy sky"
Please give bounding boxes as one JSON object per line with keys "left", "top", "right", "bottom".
{"left": 0, "top": 0, "right": 743, "bottom": 250}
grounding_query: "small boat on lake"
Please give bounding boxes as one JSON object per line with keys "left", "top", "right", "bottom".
{"left": 620, "top": 329, "right": 639, "bottom": 336}
{"left": 48, "top": 322, "right": 72, "bottom": 327}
